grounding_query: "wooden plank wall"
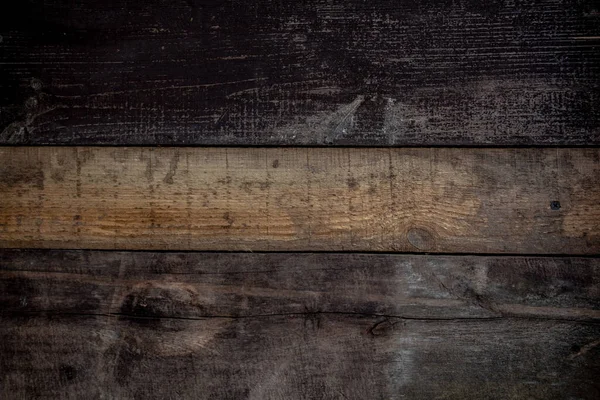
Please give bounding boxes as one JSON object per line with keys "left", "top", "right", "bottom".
{"left": 1, "top": 1, "right": 599, "bottom": 399}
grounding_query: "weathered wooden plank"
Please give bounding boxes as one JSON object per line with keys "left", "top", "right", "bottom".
{"left": 2, "top": 315, "right": 599, "bottom": 400}
{"left": 1, "top": 0, "right": 598, "bottom": 145}
{"left": 1, "top": 146, "right": 600, "bottom": 252}
{"left": 1, "top": 250, "right": 599, "bottom": 399}
{"left": 1, "top": 250, "right": 599, "bottom": 319}
{"left": 1, "top": 147, "right": 599, "bottom": 253}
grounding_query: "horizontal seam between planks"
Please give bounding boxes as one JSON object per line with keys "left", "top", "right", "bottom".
{"left": 1, "top": 144, "right": 600, "bottom": 149}
{"left": 1, "top": 248, "right": 599, "bottom": 258}
{"left": 2, "top": 310, "right": 600, "bottom": 324}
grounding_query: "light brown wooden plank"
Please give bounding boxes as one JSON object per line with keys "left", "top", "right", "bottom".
{"left": 1, "top": 250, "right": 599, "bottom": 399}
{"left": 1, "top": 147, "right": 599, "bottom": 253}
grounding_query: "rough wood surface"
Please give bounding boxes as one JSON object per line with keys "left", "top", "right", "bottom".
{"left": 1, "top": 147, "right": 599, "bottom": 253}
{"left": 1, "top": 250, "right": 599, "bottom": 399}
{"left": 1, "top": 0, "right": 599, "bottom": 145}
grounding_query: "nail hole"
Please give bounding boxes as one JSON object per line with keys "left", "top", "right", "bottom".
{"left": 550, "top": 201, "right": 561, "bottom": 211}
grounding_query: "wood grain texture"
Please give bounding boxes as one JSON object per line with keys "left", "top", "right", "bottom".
{"left": 1, "top": 147, "right": 599, "bottom": 253}
{"left": 1, "top": 0, "right": 599, "bottom": 145}
{"left": 1, "top": 250, "right": 599, "bottom": 399}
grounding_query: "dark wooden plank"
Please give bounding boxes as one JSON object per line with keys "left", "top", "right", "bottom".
{"left": 2, "top": 147, "right": 599, "bottom": 253}
{"left": 2, "top": 250, "right": 600, "bottom": 319}
{"left": 1, "top": 250, "right": 599, "bottom": 399}
{"left": 1, "top": 0, "right": 598, "bottom": 145}
{"left": 3, "top": 315, "right": 599, "bottom": 400}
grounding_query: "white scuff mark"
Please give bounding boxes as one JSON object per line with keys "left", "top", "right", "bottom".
{"left": 387, "top": 346, "right": 416, "bottom": 392}
{"left": 571, "top": 36, "right": 600, "bottom": 40}
{"left": 331, "top": 95, "right": 365, "bottom": 138}
{"left": 382, "top": 97, "right": 398, "bottom": 145}
{"left": 474, "top": 263, "right": 489, "bottom": 294}
{"left": 0, "top": 121, "right": 27, "bottom": 143}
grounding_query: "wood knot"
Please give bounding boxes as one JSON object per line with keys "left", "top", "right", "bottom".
{"left": 119, "top": 283, "right": 199, "bottom": 326}
{"left": 407, "top": 228, "right": 435, "bottom": 251}
{"left": 25, "top": 97, "right": 38, "bottom": 109}
{"left": 367, "top": 318, "right": 397, "bottom": 337}
{"left": 30, "top": 78, "right": 43, "bottom": 91}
